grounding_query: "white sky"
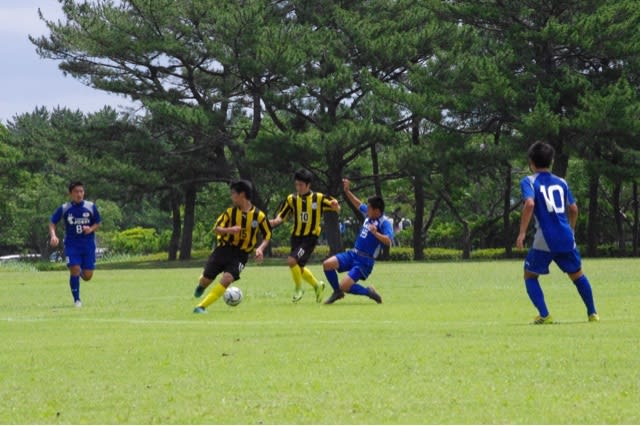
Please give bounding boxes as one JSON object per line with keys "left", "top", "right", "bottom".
{"left": 0, "top": 0, "right": 137, "bottom": 124}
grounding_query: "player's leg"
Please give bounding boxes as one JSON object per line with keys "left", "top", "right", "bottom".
{"left": 523, "top": 249, "right": 552, "bottom": 323}
{"left": 287, "top": 255, "right": 304, "bottom": 302}
{"left": 194, "top": 249, "right": 246, "bottom": 313}
{"left": 296, "top": 237, "right": 324, "bottom": 302}
{"left": 68, "top": 264, "right": 82, "bottom": 306}
{"left": 194, "top": 248, "right": 223, "bottom": 297}
{"left": 342, "top": 260, "right": 381, "bottom": 304}
{"left": 65, "top": 245, "right": 82, "bottom": 306}
{"left": 559, "top": 249, "right": 598, "bottom": 321}
{"left": 195, "top": 272, "right": 234, "bottom": 312}
{"left": 323, "top": 253, "right": 347, "bottom": 304}
{"left": 80, "top": 244, "right": 96, "bottom": 281}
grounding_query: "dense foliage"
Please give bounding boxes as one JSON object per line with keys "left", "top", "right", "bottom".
{"left": 3, "top": 0, "right": 640, "bottom": 259}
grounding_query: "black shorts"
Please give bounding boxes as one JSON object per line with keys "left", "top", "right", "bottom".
{"left": 289, "top": 235, "right": 318, "bottom": 267}
{"left": 202, "top": 245, "right": 249, "bottom": 281}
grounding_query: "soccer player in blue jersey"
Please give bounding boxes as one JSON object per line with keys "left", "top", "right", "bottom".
{"left": 49, "top": 182, "right": 102, "bottom": 307}
{"left": 516, "top": 141, "right": 599, "bottom": 324}
{"left": 323, "top": 178, "right": 394, "bottom": 304}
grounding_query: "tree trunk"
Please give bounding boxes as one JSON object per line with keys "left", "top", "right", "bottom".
{"left": 586, "top": 172, "right": 599, "bottom": 257}
{"left": 612, "top": 182, "right": 625, "bottom": 254}
{"left": 633, "top": 182, "right": 639, "bottom": 257}
{"left": 502, "top": 162, "right": 513, "bottom": 257}
{"left": 551, "top": 137, "right": 569, "bottom": 178}
{"left": 324, "top": 211, "right": 342, "bottom": 256}
{"left": 371, "top": 143, "right": 382, "bottom": 197}
{"left": 168, "top": 190, "right": 181, "bottom": 261}
{"left": 461, "top": 221, "right": 471, "bottom": 260}
{"left": 412, "top": 175, "right": 426, "bottom": 260}
{"left": 179, "top": 183, "right": 197, "bottom": 260}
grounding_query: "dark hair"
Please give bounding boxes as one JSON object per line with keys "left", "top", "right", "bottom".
{"left": 528, "top": 141, "right": 555, "bottom": 168}
{"left": 367, "top": 195, "right": 385, "bottom": 213}
{"left": 293, "top": 168, "right": 313, "bottom": 184}
{"left": 230, "top": 179, "right": 253, "bottom": 200}
{"left": 68, "top": 181, "right": 84, "bottom": 192}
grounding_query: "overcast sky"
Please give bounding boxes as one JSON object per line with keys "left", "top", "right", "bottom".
{"left": 0, "top": 0, "right": 137, "bottom": 124}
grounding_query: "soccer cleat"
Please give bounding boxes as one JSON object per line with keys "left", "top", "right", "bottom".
{"left": 323, "top": 290, "right": 345, "bottom": 305}
{"left": 588, "top": 313, "right": 600, "bottom": 322}
{"left": 292, "top": 288, "right": 304, "bottom": 303}
{"left": 194, "top": 284, "right": 205, "bottom": 298}
{"left": 193, "top": 307, "right": 207, "bottom": 314}
{"left": 367, "top": 286, "right": 383, "bottom": 304}
{"left": 314, "top": 281, "right": 326, "bottom": 303}
{"left": 532, "top": 315, "right": 553, "bottom": 325}
{"left": 74, "top": 300, "right": 82, "bottom": 308}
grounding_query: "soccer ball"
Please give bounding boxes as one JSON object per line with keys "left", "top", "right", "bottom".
{"left": 223, "top": 286, "right": 243, "bottom": 307}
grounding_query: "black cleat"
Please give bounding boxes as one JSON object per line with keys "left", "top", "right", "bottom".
{"left": 323, "top": 290, "right": 345, "bottom": 305}
{"left": 367, "top": 286, "right": 382, "bottom": 304}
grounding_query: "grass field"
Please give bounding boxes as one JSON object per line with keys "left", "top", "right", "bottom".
{"left": 1, "top": 259, "right": 638, "bottom": 424}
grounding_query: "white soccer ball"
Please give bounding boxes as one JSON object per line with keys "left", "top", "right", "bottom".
{"left": 223, "top": 286, "right": 243, "bottom": 307}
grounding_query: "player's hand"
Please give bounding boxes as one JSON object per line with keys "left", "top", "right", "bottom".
{"left": 342, "top": 178, "right": 351, "bottom": 192}
{"left": 255, "top": 248, "right": 264, "bottom": 263}
{"left": 367, "top": 223, "right": 378, "bottom": 233}
{"left": 227, "top": 225, "right": 242, "bottom": 234}
{"left": 82, "top": 225, "right": 93, "bottom": 234}
{"left": 50, "top": 235, "right": 59, "bottom": 248}
{"left": 330, "top": 199, "right": 339, "bottom": 210}
{"left": 515, "top": 233, "right": 525, "bottom": 249}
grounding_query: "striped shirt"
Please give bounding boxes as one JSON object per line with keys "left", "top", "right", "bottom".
{"left": 275, "top": 191, "right": 336, "bottom": 237}
{"left": 215, "top": 206, "right": 271, "bottom": 253}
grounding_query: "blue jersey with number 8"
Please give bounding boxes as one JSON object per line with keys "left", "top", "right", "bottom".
{"left": 521, "top": 172, "right": 576, "bottom": 253}
{"left": 51, "top": 200, "right": 101, "bottom": 246}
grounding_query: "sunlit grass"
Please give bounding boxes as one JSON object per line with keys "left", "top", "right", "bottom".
{"left": 1, "top": 259, "right": 638, "bottom": 424}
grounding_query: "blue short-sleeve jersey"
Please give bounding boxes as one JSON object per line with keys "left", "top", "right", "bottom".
{"left": 51, "top": 200, "right": 101, "bottom": 246}
{"left": 521, "top": 172, "right": 576, "bottom": 253}
{"left": 353, "top": 204, "right": 394, "bottom": 258}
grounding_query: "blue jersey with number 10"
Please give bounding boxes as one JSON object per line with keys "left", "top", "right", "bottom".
{"left": 521, "top": 172, "right": 576, "bottom": 253}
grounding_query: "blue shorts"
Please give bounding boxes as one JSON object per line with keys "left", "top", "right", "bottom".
{"left": 336, "top": 250, "right": 375, "bottom": 282}
{"left": 65, "top": 243, "right": 97, "bottom": 270}
{"left": 524, "top": 248, "right": 582, "bottom": 275}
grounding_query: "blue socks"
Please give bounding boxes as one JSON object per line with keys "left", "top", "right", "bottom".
{"left": 348, "top": 283, "right": 369, "bottom": 296}
{"left": 70, "top": 275, "right": 80, "bottom": 302}
{"left": 324, "top": 269, "right": 341, "bottom": 292}
{"left": 525, "top": 278, "right": 549, "bottom": 317}
{"left": 323, "top": 270, "right": 369, "bottom": 297}
{"left": 573, "top": 275, "right": 597, "bottom": 315}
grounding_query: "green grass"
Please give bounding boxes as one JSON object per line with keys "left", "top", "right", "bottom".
{"left": 1, "top": 259, "right": 638, "bottom": 424}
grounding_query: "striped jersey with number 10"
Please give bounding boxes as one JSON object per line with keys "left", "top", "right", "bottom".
{"left": 275, "top": 192, "right": 336, "bottom": 237}
{"left": 215, "top": 206, "right": 271, "bottom": 253}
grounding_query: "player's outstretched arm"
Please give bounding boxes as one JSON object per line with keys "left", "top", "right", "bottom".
{"left": 342, "top": 178, "right": 362, "bottom": 209}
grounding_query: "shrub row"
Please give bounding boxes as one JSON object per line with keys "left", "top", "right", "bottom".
{"left": 269, "top": 245, "right": 528, "bottom": 261}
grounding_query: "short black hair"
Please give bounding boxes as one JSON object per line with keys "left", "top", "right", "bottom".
{"left": 367, "top": 195, "right": 385, "bottom": 213}
{"left": 230, "top": 179, "right": 253, "bottom": 200}
{"left": 68, "top": 181, "right": 84, "bottom": 192}
{"left": 293, "top": 168, "right": 313, "bottom": 184}
{"left": 528, "top": 141, "right": 555, "bottom": 168}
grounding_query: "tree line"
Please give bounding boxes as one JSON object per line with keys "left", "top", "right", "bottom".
{"left": 2, "top": 0, "right": 640, "bottom": 260}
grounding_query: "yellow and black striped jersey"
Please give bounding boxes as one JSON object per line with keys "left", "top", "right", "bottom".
{"left": 215, "top": 206, "right": 271, "bottom": 253}
{"left": 275, "top": 191, "right": 336, "bottom": 237}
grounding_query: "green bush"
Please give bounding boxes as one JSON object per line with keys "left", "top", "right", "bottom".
{"left": 110, "top": 227, "right": 161, "bottom": 254}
